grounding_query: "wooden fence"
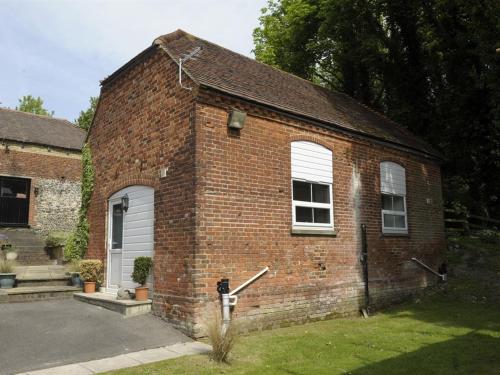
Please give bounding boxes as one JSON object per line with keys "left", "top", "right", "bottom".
{"left": 444, "top": 209, "right": 500, "bottom": 235}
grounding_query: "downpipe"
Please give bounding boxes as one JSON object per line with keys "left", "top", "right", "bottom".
{"left": 360, "top": 224, "right": 370, "bottom": 318}
{"left": 217, "top": 267, "right": 269, "bottom": 334}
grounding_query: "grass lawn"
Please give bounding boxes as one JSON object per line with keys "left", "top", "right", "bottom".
{"left": 106, "top": 276, "right": 500, "bottom": 375}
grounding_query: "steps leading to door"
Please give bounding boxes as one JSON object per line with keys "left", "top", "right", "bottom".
{"left": 0, "top": 286, "right": 81, "bottom": 303}
{"left": 0, "top": 265, "right": 80, "bottom": 302}
{"left": 0, "top": 228, "right": 53, "bottom": 265}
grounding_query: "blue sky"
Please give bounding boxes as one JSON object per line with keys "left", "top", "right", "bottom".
{"left": 0, "top": 0, "right": 267, "bottom": 121}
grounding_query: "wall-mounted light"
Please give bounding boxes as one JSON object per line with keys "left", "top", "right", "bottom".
{"left": 121, "top": 194, "right": 129, "bottom": 212}
{"left": 227, "top": 110, "right": 247, "bottom": 130}
{"left": 34, "top": 187, "right": 39, "bottom": 197}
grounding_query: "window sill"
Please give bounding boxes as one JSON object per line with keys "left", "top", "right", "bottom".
{"left": 291, "top": 228, "right": 337, "bottom": 236}
{"left": 381, "top": 231, "right": 409, "bottom": 237}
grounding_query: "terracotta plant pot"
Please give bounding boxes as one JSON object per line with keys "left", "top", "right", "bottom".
{"left": 135, "top": 286, "right": 149, "bottom": 301}
{"left": 83, "top": 281, "right": 96, "bottom": 293}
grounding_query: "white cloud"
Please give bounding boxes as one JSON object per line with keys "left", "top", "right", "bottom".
{"left": 0, "top": 0, "right": 267, "bottom": 120}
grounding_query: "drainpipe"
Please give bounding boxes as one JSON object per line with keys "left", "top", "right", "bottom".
{"left": 216, "top": 266, "right": 269, "bottom": 333}
{"left": 360, "top": 224, "right": 370, "bottom": 317}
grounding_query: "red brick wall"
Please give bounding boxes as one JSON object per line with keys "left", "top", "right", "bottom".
{"left": 0, "top": 147, "right": 81, "bottom": 230}
{"left": 87, "top": 47, "right": 199, "bottom": 333}
{"left": 191, "top": 91, "right": 445, "bottom": 333}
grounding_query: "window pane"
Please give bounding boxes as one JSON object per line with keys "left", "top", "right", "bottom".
{"left": 1, "top": 178, "right": 29, "bottom": 198}
{"left": 383, "top": 214, "right": 395, "bottom": 228}
{"left": 296, "top": 206, "right": 313, "bottom": 222}
{"left": 393, "top": 196, "right": 405, "bottom": 212}
{"left": 381, "top": 194, "right": 392, "bottom": 210}
{"left": 293, "top": 181, "right": 311, "bottom": 202}
{"left": 112, "top": 204, "right": 123, "bottom": 249}
{"left": 314, "top": 208, "right": 330, "bottom": 223}
{"left": 395, "top": 215, "right": 406, "bottom": 228}
{"left": 312, "top": 184, "right": 330, "bottom": 203}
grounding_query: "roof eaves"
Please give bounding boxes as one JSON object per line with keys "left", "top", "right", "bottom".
{"left": 197, "top": 83, "right": 443, "bottom": 162}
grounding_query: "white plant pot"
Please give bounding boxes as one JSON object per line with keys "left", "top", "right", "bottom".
{"left": 6, "top": 252, "right": 18, "bottom": 261}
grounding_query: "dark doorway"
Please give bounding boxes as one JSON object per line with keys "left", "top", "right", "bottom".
{"left": 0, "top": 176, "right": 30, "bottom": 226}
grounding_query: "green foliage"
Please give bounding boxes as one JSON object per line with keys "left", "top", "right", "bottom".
{"left": 16, "top": 95, "right": 54, "bottom": 117}
{"left": 131, "top": 256, "right": 153, "bottom": 286}
{"left": 79, "top": 259, "right": 103, "bottom": 283}
{"left": 0, "top": 260, "right": 15, "bottom": 273}
{"left": 254, "top": 0, "right": 500, "bottom": 218}
{"left": 65, "top": 143, "right": 94, "bottom": 260}
{"left": 45, "top": 232, "right": 71, "bottom": 248}
{"left": 69, "top": 259, "right": 81, "bottom": 274}
{"left": 75, "top": 96, "right": 98, "bottom": 131}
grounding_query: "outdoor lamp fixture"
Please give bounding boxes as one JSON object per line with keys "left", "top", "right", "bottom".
{"left": 121, "top": 194, "right": 129, "bottom": 212}
{"left": 227, "top": 109, "right": 247, "bottom": 130}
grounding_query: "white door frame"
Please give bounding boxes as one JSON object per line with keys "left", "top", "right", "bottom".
{"left": 106, "top": 197, "right": 123, "bottom": 294}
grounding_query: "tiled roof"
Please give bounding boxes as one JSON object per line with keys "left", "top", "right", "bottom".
{"left": 0, "top": 108, "right": 85, "bottom": 151}
{"left": 154, "top": 30, "right": 439, "bottom": 158}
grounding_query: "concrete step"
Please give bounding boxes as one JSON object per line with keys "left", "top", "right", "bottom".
{"left": 16, "top": 276, "right": 71, "bottom": 287}
{"left": 0, "top": 286, "right": 82, "bottom": 303}
{"left": 74, "top": 292, "right": 152, "bottom": 317}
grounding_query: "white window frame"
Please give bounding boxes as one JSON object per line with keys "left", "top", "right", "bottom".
{"left": 292, "top": 179, "right": 334, "bottom": 230}
{"left": 381, "top": 193, "right": 408, "bottom": 234}
{"left": 380, "top": 161, "right": 408, "bottom": 234}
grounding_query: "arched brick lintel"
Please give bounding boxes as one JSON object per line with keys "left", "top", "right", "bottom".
{"left": 103, "top": 174, "right": 158, "bottom": 200}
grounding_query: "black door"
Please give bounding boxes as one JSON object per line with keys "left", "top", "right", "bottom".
{"left": 0, "top": 176, "right": 30, "bottom": 226}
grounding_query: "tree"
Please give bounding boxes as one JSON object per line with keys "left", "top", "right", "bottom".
{"left": 16, "top": 95, "right": 54, "bottom": 117}
{"left": 254, "top": 0, "right": 500, "bottom": 217}
{"left": 75, "top": 96, "right": 98, "bottom": 131}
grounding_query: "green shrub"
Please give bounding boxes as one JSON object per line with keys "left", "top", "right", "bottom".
{"left": 69, "top": 259, "right": 81, "bottom": 274}
{"left": 80, "top": 259, "right": 103, "bottom": 283}
{"left": 132, "top": 257, "right": 153, "bottom": 286}
{"left": 0, "top": 260, "right": 16, "bottom": 273}
{"left": 477, "top": 229, "right": 500, "bottom": 245}
{"left": 46, "top": 232, "right": 71, "bottom": 248}
{"left": 65, "top": 143, "right": 94, "bottom": 260}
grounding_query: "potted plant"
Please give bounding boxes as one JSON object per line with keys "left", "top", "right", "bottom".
{"left": 4, "top": 245, "right": 18, "bottom": 261}
{"left": 67, "top": 260, "right": 82, "bottom": 287}
{"left": 80, "top": 259, "right": 103, "bottom": 293}
{"left": 132, "top": 256, "right": 153, "bottom": 301}
{"left": 0, "top": 260, "right": 16, "bottom": 288}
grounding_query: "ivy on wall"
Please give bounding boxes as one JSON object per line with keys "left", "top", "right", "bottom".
{"left": 65, "top": 143, "right": 94, "bottom": 260}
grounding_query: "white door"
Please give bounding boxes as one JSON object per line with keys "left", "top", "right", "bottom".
{"left": 107, "top": 186, "right": 154, "bottom": 293}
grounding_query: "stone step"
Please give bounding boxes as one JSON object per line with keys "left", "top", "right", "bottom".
{"left": 74, "top": 292, "right": 152, "bottom": 317}
{"left": 16, "top": 276, "right": 71, "bottom": 287}
{"left": 0, "top": 286, "right": 82, "bottom": 303}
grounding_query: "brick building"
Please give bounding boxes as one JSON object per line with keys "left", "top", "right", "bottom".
{"left": 87, "top": 30, "right": 445, "bottom": 336}
{"left": 0, "top": 108, "right": 85, "bottom": 234}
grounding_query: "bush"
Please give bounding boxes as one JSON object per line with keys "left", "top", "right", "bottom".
{"left": 132, "top": 257, "right": 153, "bottom": 286}
{"left": 477, "top": 229, "right": 500, "bottom": 245}
{"left": 204, "top": 308, "right": 237, "bottom": 363}
{"left": 0, "top": 260, "right": 15, "bottom": 273}
{"left": 69, "top": 259, "right": 81, "bottom": 274}
{"left": 80, "top": 259, "right": 103, "bottom": 283}
{"left": 46, "top": 232, "right": 71, "bottom": 248}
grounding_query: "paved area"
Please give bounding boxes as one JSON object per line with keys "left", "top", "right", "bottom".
{"left": 0, "top": 299, "right": 191, "bottom": 375}
{"left": 19, "top": 341, "right": 211, "bottom": 374}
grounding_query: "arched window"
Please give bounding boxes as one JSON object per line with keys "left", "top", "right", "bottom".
{"left": 380, "top": 161, "right": 408, "bottom": 233}
{"left": 291, "top": 141, "right": 334, "bottom": 229}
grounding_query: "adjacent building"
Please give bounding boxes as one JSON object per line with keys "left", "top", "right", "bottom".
{"left": 0, "top": 108, "right": 85, "bottom": 234}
